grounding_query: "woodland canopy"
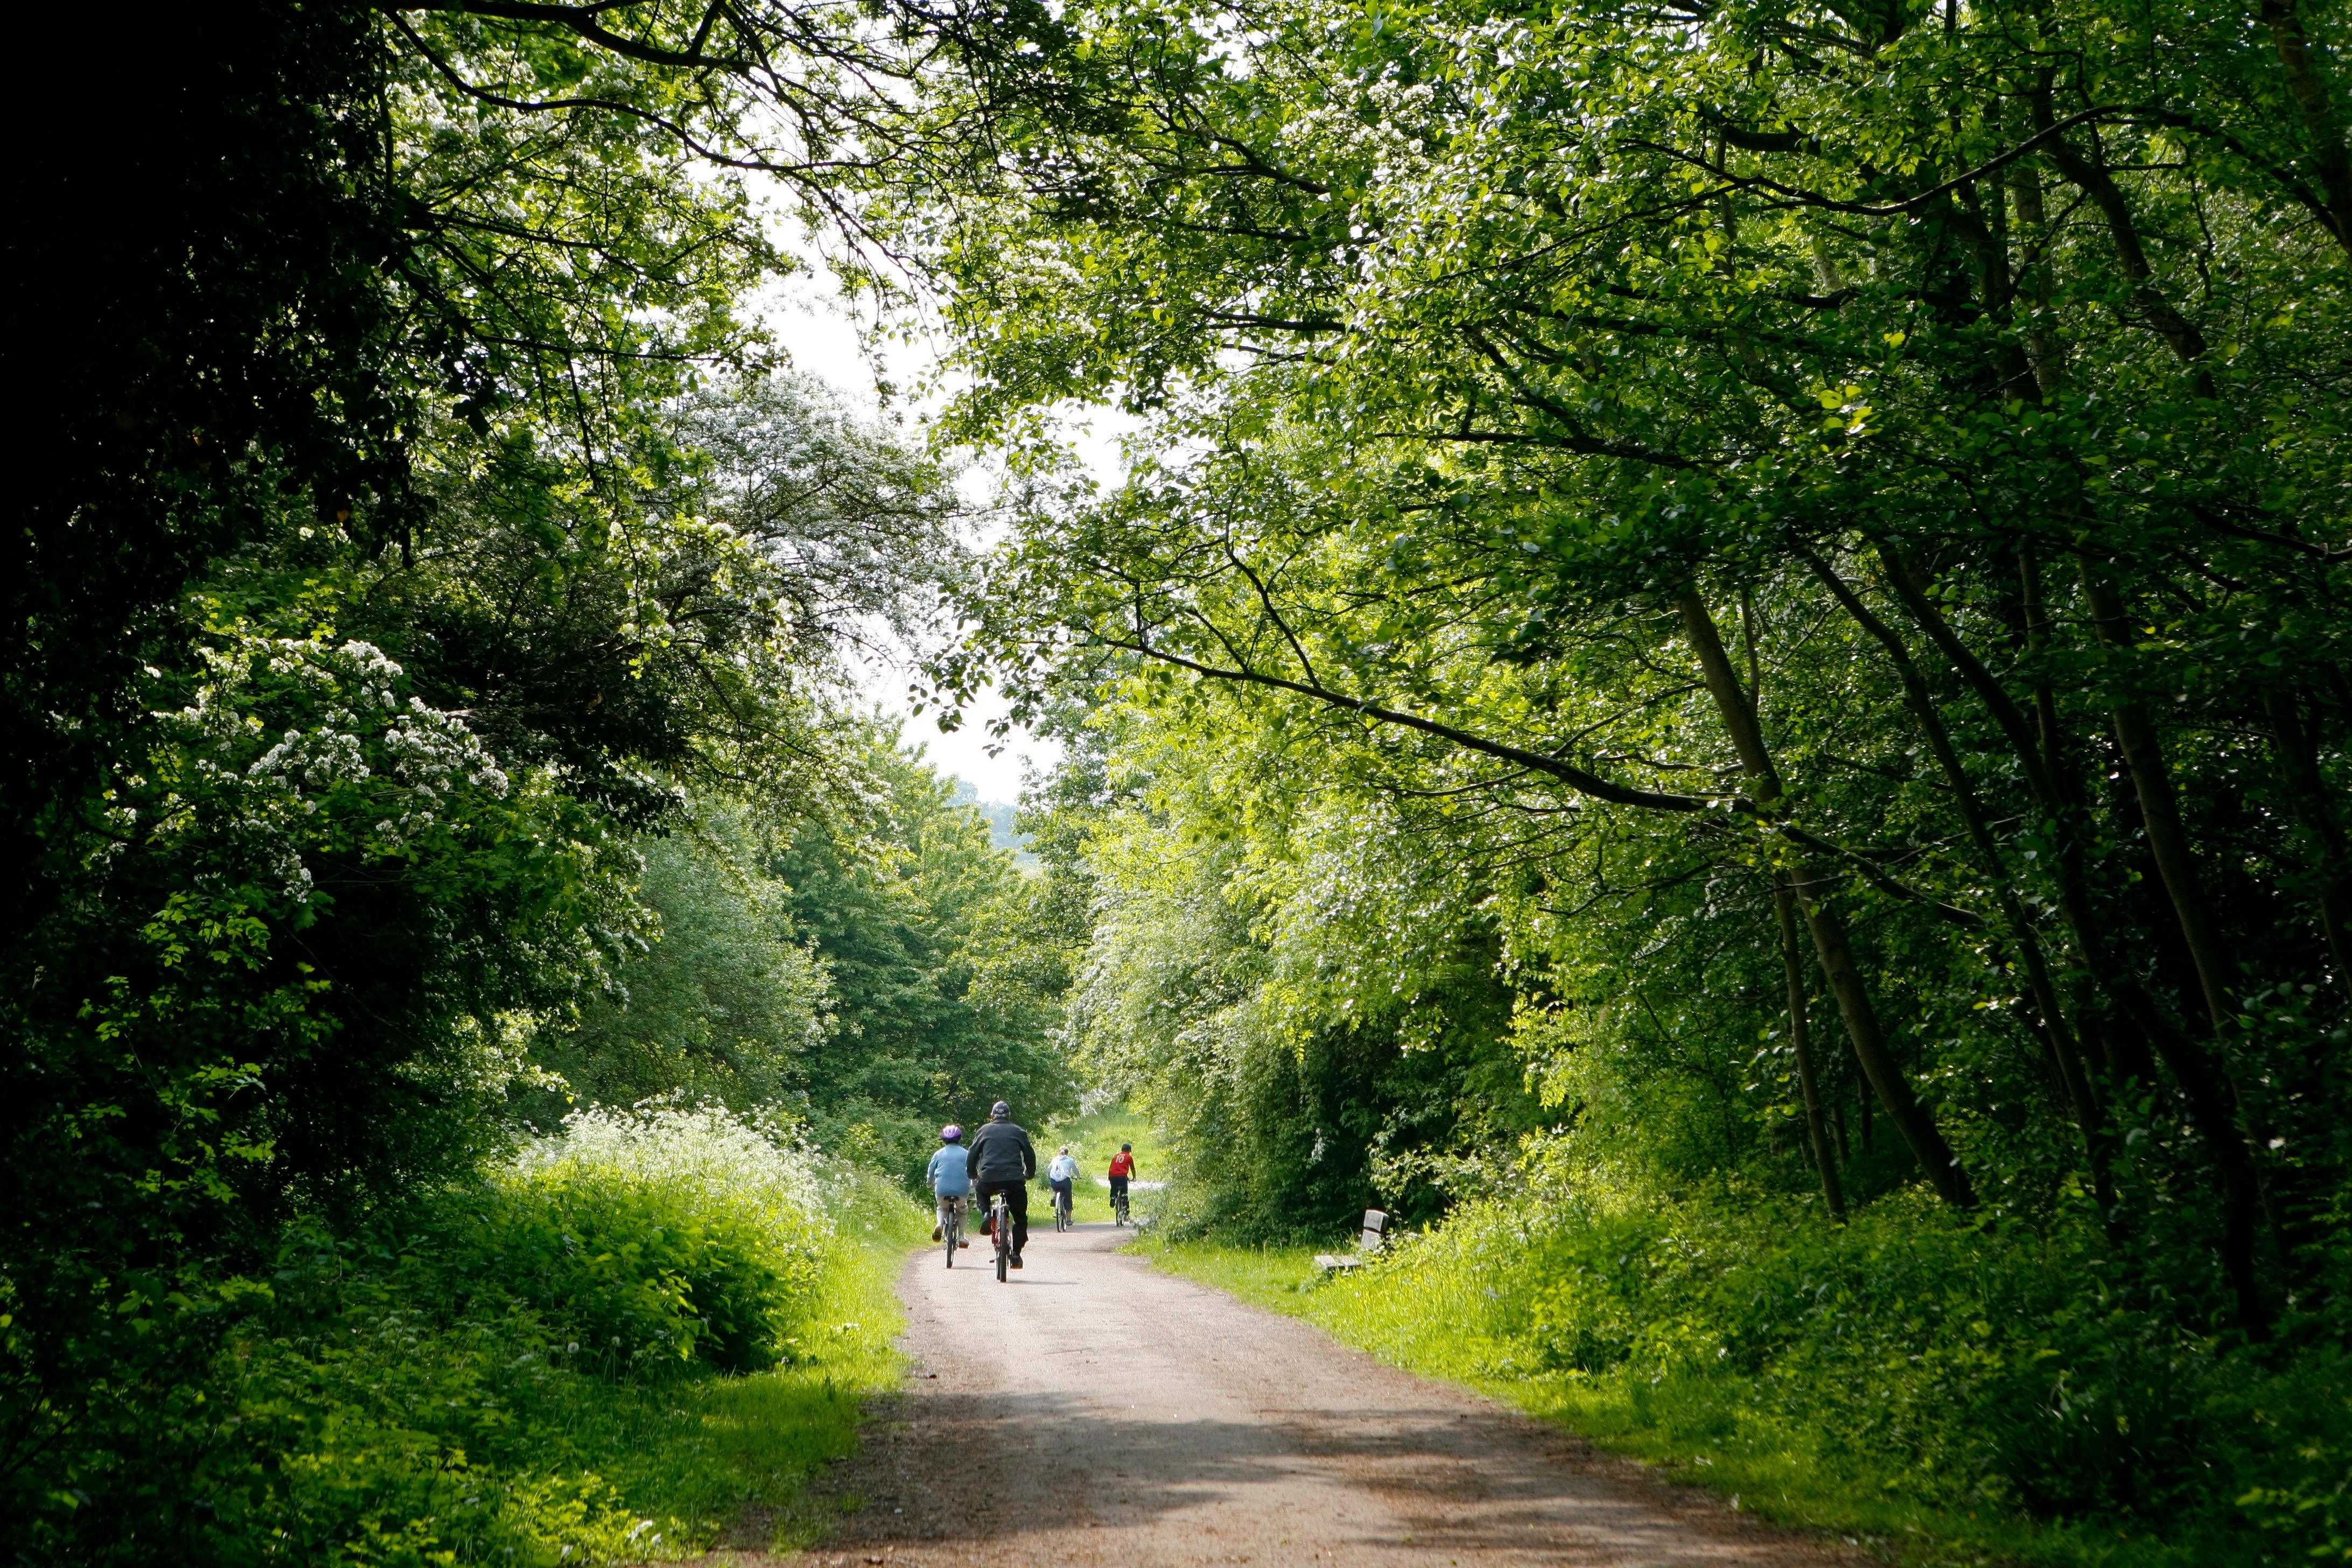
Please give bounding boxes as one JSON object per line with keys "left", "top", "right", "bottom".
{"left": 5, "top": 0, "right": 2350, "bottom": 1560}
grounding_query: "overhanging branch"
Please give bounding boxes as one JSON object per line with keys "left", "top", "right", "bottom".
{"left": 1095, "top": 629, "right": 1724, "bottom": 811}
{"left": 1090, "top": 623, "right": 1990, "bottom": 930}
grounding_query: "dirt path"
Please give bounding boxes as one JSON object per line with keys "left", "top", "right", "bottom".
{"left": 738, "top": 1222, "right": 1861, "bottom": 1567}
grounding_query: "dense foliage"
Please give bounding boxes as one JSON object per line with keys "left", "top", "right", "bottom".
{"left": 892, "top": 0, "right": 2352, "bottom": 1554}
{"left": 528, "top": 743, "right": 1078, "bottom": 1175}
{"left": 12, "top": 0, "right": 2352, "bottom": 1558}
{"left": 1, "top": 3, "right": 1053, "bottom": 1558}
{"left": 773, "top": 737, "right": 1080, "bottom": 1174}
{"left": 29, "top": 1106, "right": 912, "bottom": 1566}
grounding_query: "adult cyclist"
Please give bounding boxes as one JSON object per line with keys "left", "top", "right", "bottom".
{"left": 1045, "top": 1145, "right": 1080, "bottom": 1225}
{"left": 965, "top": 1102, "right": 1036, "bottom": 1268}
{"left": 1108, "top": 1142, "right": 1137, "bottom": 1222}
{"left": 926, "top": 1124, "right": 971, "bottom": 1247}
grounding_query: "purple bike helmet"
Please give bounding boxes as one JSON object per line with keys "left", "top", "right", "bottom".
{"left": 940, "top": 1124, "right": 963, "bottom": 1142}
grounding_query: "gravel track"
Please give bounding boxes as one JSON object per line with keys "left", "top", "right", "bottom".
{"left": 726, "top": 1221, "right": 1863, "bottom": 1567}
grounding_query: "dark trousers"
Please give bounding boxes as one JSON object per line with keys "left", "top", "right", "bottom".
{"left": 976, "top": 1179, "right": 1028, "bottom": 1255}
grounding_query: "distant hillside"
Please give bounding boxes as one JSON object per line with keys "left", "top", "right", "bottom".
{"left": 949, "top": 780, "right": 1037, "bottom": 869}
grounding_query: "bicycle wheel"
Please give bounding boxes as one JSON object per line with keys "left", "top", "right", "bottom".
{"left": 943, "top": 1205, "right": 957, "bottom": 1268}
{"left": 993, "top": 1199, "right": 1010, "bottom": 1282}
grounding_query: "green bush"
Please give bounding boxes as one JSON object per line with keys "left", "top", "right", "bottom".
{"left": 205, "top": 1301, "right": 657, "bottom": 1568}
{"left": 452, "top": 1103, "right": 833, "bottom": 1375}
{"left": 13, "top": 1105, "right": 885, "bottom": 1566}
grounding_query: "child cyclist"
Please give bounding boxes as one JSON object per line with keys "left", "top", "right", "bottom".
{"left": 1107, "top": 1142, "right": 1137, "bottom": 1222}
{"left": 927, "top": 1124, "right": 971, "bottom": 1247}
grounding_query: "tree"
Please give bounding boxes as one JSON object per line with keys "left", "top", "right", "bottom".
{"left": 771, "top": 732, "right": 1078, "bottom": 1180}
{"left": 906, "top": 0, "right": 2352, "bottom": 1332}
{"left": 1, "top": 4, "right": 978, "bottom": 1542}
{"left": 526, "top": 808, "right": 827, "bottom": 1116}
{"left": 1058, "top": 708, "right": 1547, "bottom": 1236}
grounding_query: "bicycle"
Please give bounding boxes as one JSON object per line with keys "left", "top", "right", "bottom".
{"left": 990, "top": 1192, "right": 1012, "bottom": 1283}
{"left": 941, "top": 1198, "right": 963, "bottom": 1268}
{"left": 1112, "top": 1185, "right": 1131, "bottom": 1227}
{"left": 1053, "top": 1184, "right": 1073, "bottom": 1231}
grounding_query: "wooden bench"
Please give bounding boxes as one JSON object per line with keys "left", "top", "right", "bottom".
{"left": 1313, "top": 1209, "right": 1389, "bottom": 1273}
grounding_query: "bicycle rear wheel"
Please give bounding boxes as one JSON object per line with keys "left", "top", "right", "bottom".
{"left": 993, "top": 1200, "right": 1010, "bottom": 1282}
{"left": 943, "top": 1206, "right": 957, "bottom": 1268}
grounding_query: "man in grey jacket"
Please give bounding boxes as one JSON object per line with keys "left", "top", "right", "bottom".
{"left": 964, "top": 1101, "right": 1037, "bottom": 1266}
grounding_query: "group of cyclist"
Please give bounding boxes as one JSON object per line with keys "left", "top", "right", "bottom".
{"left": 923, "top": 1100, "right": 1137, "bottom": 1270}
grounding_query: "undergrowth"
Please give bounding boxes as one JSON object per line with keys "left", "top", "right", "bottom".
{"left": 1143, "top": 1189, "right": 2352, "bottom": 1568}
{"left": 17, "top": 1105, "right": 927, "bottom": 1566}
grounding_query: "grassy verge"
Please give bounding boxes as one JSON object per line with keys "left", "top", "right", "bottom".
{"left": 592, "top": 1170, "right": 929, "bottom": 1556}
{"left": 1138, "top": 1236, "right": 2188, "bottom": 1568}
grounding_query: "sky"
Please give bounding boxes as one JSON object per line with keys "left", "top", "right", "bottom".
{"left": 751, "top": 250, "right": 1128, "bottom": 806}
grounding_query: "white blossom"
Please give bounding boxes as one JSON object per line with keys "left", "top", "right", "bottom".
{"left": 152, "top": 631, "right": 517, "bottom": 901}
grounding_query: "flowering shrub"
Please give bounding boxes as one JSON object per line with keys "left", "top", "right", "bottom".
{"left": 162, "top": 632, "right": 517, "bottom": 889}
{"left": 478, "top": 1103, "right": 835, "bottom": 1373}
{"left": 59, "top": 623, "right": 634, "bottom": 1247}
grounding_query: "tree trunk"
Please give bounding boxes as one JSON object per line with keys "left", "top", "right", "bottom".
{"left": 1880, "top": 542, "right": 2197, "bottom": 1087}
{"left": 1803, "top": 549, "right": 2115, "bottom": 1215}
{"left": 2035, "top": 83, "right": 2211, "bottom": 366}
{"left": 2078, "top": 565, "right": 2276, "bottom": 1334}
{"left": 2264, "top": 684, "right": 2352, "bottom": 1005}
{"left": 2020, "top": 548, "right": 2160, "bottom": 1091}
{"left": 2260, "top": 0, "right": 2352, "bottom": 256}
{"left": 1775, "top": 876, "right": 1846, "bottom": 1221}
{"left": 2079, "top": 572, "right": 2240, "bottom": 1033}
{"left": 1884, "top": 541, "right": 2267, "bottom": 1327}
{"left": 1676, "top": 586, "right": 1977, "bottom": 1207}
